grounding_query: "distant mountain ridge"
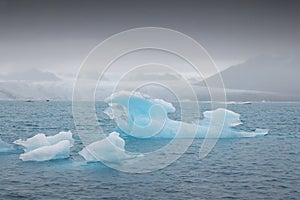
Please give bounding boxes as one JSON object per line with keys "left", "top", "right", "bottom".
{"left": 0, "top": 68, "right": 61, "bottom": 82}
{"left": 199, "top": 55, "right": 300, "bottom": 101}
{"left": 0, "top": 57, "right": 299, "bottom": 101}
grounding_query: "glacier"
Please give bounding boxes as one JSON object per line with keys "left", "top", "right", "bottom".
{"left": 14, "top": 131, "right": 74, "bottom": 161}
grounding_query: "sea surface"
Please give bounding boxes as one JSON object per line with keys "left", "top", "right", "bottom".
{"left": 0, "top": 101, "right": 299, "bottom": 199}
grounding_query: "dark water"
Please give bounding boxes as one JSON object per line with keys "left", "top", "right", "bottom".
{"left": 0, "top": 101, "right": 299, "bottom": 199}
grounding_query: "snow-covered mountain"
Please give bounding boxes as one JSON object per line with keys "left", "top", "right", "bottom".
{"left": 196, "top": 55, "right": 300, "bottom": 101}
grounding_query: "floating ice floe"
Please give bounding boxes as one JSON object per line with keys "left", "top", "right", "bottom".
{"left": 14, "top": 131, "right": 74, "bottom": 161}
{"left": 104, "top": 91, "right": 268, "bottom": 138}
{"left": 19, "top": 140, "right": 71, "bottom": 162}
{"left": 223, "top": 101, "right": 252, "bottom": 105}
{"left": 79, "top": 131, "right": 140, "bottom": 163}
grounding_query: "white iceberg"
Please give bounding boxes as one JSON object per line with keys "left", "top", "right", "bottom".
{"left": 14, "top": 131, "right": 74, "bottom": 152}
{"left": 14, "top": 131, "right": 74, "bottom": 161}
{"left": 19, "top": 140, "right": 71, "bottom": 162}
{"left": 79, "top": 131, "right": 140, "bottom": 163}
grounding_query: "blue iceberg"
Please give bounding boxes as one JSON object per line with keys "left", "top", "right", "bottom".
{"left": 104, "top": 91, "right": 268, "bottom": 139}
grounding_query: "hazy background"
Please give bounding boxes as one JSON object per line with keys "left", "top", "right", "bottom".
{"left": 0, "top": 0, "right": 299, "bottom": 100}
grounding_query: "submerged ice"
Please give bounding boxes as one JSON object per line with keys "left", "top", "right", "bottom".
{"left": 0, "top": 138, "right": 14, "bottom": 153}
{"left": 14, "top": 131, "right": 74, "bottom": 161}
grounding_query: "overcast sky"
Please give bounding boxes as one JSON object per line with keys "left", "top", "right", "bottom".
{"left": 0, "top": 0, "right": 299, "bottom": 79}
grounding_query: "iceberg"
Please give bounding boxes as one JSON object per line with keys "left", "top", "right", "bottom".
{"left": 14, "top": 131, "right": 74, "bottom": 161}
{"left": 104, "top": 91, "right": 268, "bottom": 138}
{"left": 224, "top": 101, "right": 252, "bottom": 105}
{"left": 0, "top": 138, "right": 14, "bottom": 153}
{"left": 14, "top": 131, "right": 74, "bottom": 152}
{"left": 197, "top": 108, "right": 268, "bottom": 138}
{"left": 79, "top": 131, "right": 140, "bottom": 163}
{"left": 19, "top": 140, "right": 71, "bottom": 162}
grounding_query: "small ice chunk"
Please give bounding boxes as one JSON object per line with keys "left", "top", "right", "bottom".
{"left": 19, "top": 140, "right": 71, "bottom": 161}
{"left": 14, "top": 131, "right": 74, "bottom": 152}
{"left": 79, "top": 132, "right": 139, "bottom": 163}
{"left": 202, "top": 108, "right": 242, "bottom": 127}
{"left": 239, "top": 128, "right": 269, "bottom": 137}
{"left": 14, "top": 131, "right": 74, "bottom": 161}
